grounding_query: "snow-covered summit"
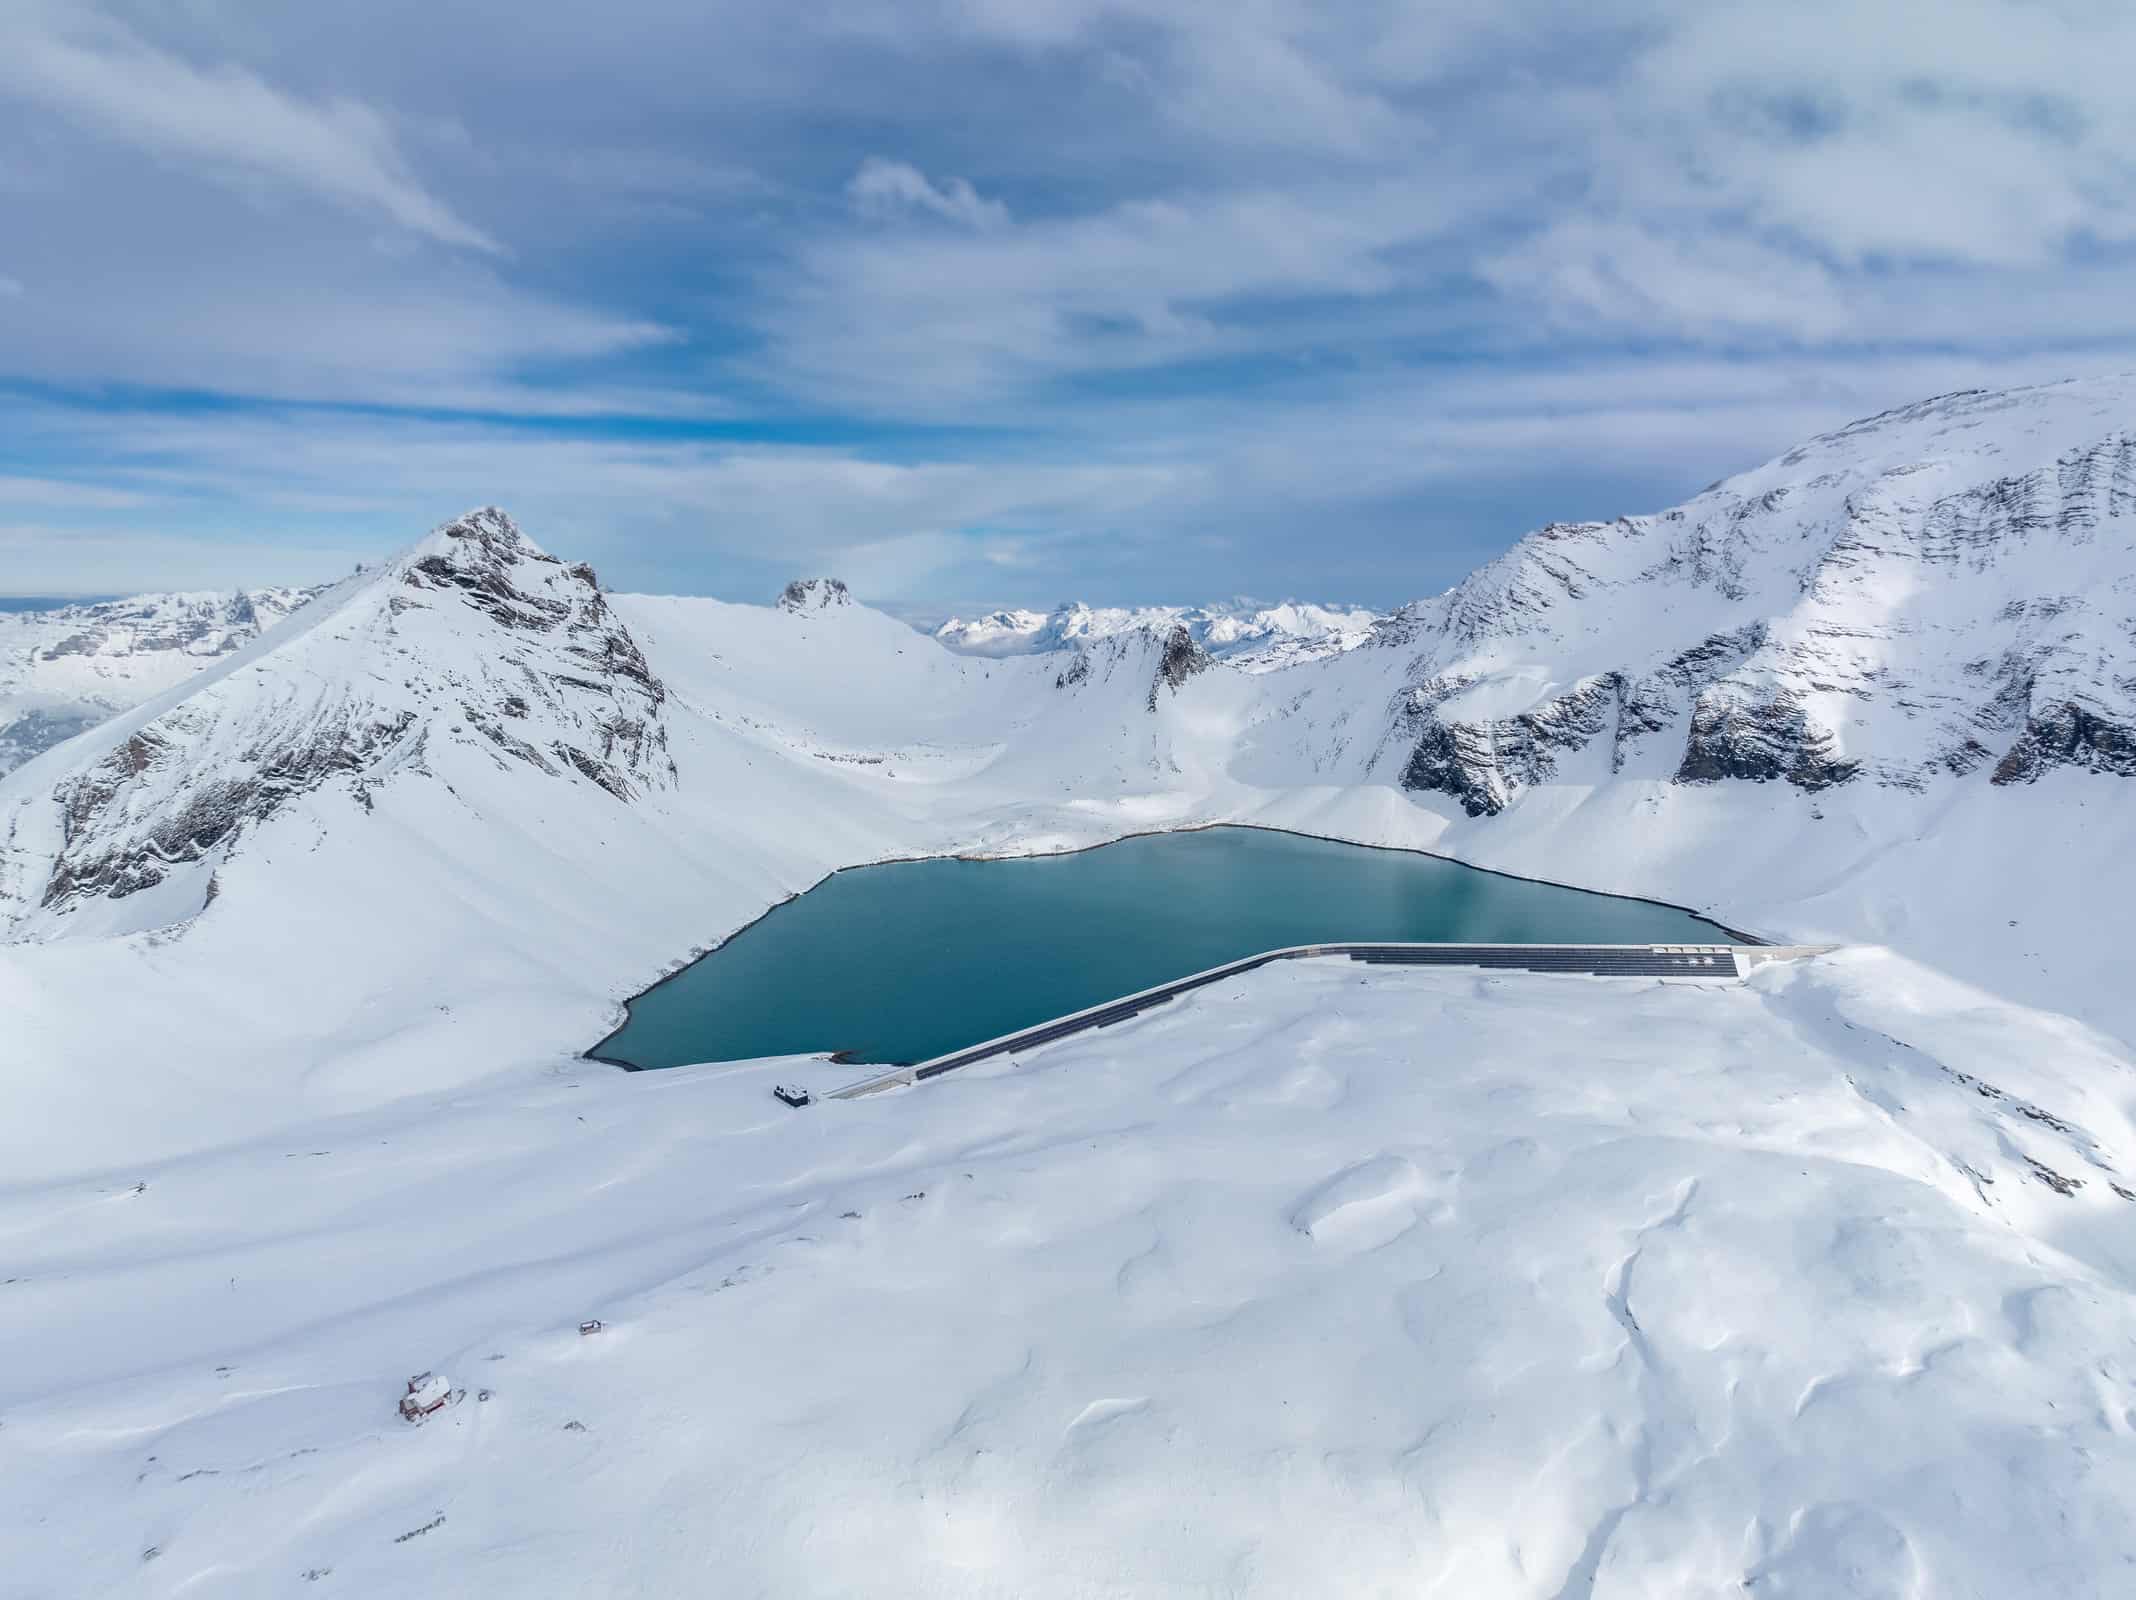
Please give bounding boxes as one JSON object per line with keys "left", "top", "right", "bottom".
{"left": 1356, "top": 373, "right": 2136, "bottom": 815}
{"left": 933, "top": 596, "right": 1381, "bottom": 671}
{"left": 0, "top": 507, "right": 671, "bottom": 938}
{"left": 777, "top": 576, "right": 852, "bottom": 613}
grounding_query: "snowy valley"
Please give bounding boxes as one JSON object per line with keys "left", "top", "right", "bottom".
{"left": 5, "top": 376, "right": 2136, "bottom": 1595}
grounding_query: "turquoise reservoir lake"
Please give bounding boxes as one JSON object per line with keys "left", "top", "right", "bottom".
{"left": 593, "top": 826, "right": 1737, "bottom": 1071}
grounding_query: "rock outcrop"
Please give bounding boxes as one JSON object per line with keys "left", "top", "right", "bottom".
{"left": 1147, "top": 624, "right": 1211, "bottom": 711}
{"left": 778, "top": 578, "right": 852, "bottom": 614}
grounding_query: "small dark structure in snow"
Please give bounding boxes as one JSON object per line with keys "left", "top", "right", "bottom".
{"left": 773, "top": 1083, "right": 812, "bottom": 1108}
{"left": 578, "top": 1319, "right": 604, "bottom": 1336}
{"left": 399, "top": 1372, "right": 458, "bottom": 1422}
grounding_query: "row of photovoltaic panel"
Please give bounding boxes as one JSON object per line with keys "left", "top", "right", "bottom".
{"left": 906, "top": 945, "right": 1732, "bottom": 1082}
{"left": 1350, "top": 947, "right": 1729, "bottom": 977}
{"left": 914, "top": 953, "right": 1290, "bottom": 1079}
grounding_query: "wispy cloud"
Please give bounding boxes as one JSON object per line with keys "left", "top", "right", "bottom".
{"left": 1481, "top": 222, "right": 1853, "bottom": 343}
{"left": 17, "top": 336, "right": 2132, "bottom": 606}
{"left": 6, "top": 0, "right": 2136, "bottom": 603}
{"left": 0, "top": 475, "right": 150, "bottom": 510}
{"left": 0, "top": 4, "right": 497, "bottom": 251}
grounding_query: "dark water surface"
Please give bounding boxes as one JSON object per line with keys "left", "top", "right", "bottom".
{"left": 594, "top": 826, "right": 1735, "bottom": 1069}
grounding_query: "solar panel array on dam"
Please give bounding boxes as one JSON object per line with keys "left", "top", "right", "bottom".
{"left": 824, "top": 941, "right": 1775, "bottom": 1098}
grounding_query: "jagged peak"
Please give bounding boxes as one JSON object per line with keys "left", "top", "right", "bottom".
{"left": 388, "top": 508, "right": 622, "bottom": 638}
{"left": 1, "top": 505, "right": 675, "bottom": 937}
{"left": 402, "top": 507, "right": 558, "bottom": 576}
{"left": 778, "top": 577, "right": 852, "bottom": 614}
{"left": 1150, "top": 622, "right": 1211, "bottom": 707}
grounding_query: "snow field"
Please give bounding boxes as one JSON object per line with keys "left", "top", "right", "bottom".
{"left": 4, "top": 951, "right": 2133, "bottom": 1596}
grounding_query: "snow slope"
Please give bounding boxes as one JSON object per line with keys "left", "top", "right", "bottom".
{"left": 4, "top": 952, "right": 2133, "bottom": 1596}
{"left": 0, "top": 587, "right": 317, "bottom": 776}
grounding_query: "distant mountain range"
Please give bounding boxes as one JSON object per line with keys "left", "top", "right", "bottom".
{"left": 2, "top": 374, "right": 2132, "bottom": 1043}
{"left": 0, "top": 587, "right": 320, "bottom": 777}
{"left": 931, "top": 598, "right": 1382, "bottom": 671}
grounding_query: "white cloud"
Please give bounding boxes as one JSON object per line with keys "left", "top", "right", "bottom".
{"left": 762, "top": 174, "right": 1487, "bottom": 411}
{"left": 848, "top": 158, "right": 1009, "bottom": 230}
{"left": 1481, "top": 221, "right": 1853, "bottom": 342}
{"left": 0, "top": 475, "right": 149, "bottom": 510}
{"left": 1623, "top": 0, "right": 2136, "bottom": 269}
{"left": 0, "top": 217, "right": 678, "bottom": 404}
{"left": 7, "top": 0, "right": 2136, "bottom": 605}
{"left": 0, "top": 5, "right": 498, "bottom": 251}
{"left": 21, "top": 339, "right": 2136, "bottom": 599}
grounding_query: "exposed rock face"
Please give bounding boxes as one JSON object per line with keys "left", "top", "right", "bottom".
{"left": 1396, "top": 673, "right": 1626, "bottom": 817}
{"left": 1382, "top": 380, "right": 2136, "bottom": 817}
{"left": 1674, "top": 690, "right": 1861, "bottom": 791}
{"left": 778, "top": 578, "right": 851, "bottom": 614}
{"left": 1148, "top": 624, "right": 1211, "bottom": 711}
{"left": 7, "top": 508, "right": 673, "bottom": 929}
{"left": 1045, "top": 622, "right": 1215, "bottom": 713}
{"left": 43, "top": 709, "right": 420, "bottom": 906}
{"left": 1991, "top": 700, "right": 2136, "bottom": 785}
{"left": 1399, "top": 717, "right": 1503, "bottom": 817}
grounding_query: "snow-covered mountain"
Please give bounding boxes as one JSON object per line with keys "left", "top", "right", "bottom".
{"left": 0, "top": 585, "right": 318, "bottom": 776}
{"left": 1349, "top": 380, "right": 2136, "bottom": 816}
{"left": 933, "top": 596, "right": 1381, "bottom": 671}
{"left": 0, "top": 508, "right": 668, "bottom": 939}
{"left": 6, "top": 377, "right": 2136, "bottom": 1595}
{"left": 4, "top": 377, "right": 2134, "bottom": 1028}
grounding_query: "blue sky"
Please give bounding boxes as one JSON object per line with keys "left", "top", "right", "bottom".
{"left": 4, "top": 1, "right": 2134, "bottom": 614}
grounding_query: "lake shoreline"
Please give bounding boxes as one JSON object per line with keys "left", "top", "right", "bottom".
{"left": 586, "top": 822, "right": 1751, "bottom": 1072}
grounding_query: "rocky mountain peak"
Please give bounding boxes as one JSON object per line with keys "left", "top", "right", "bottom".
{"left": 1149, "top": 623, "right": 1211, "bottom": 711}
{"left": 1382, "top": 375, "right": 2136, "bottom": 818}
{"left": 1, "top": 509, "right": 674, "bottom": 936}
{"left": 778, "top": 578, "right": 852, "bottom": 614}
